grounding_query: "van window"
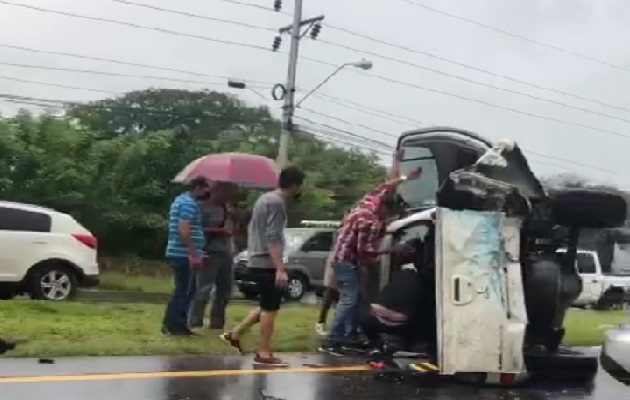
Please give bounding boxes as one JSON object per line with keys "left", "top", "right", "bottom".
{"left": 576, "top": 253, "right": 596, "bottom": 274}
{"left": 301, "top": 231, "right": 334, "bottom": 252}
{"left": 0, "top": 206, "right": 52, "bottom": 232}
{"left": 397, "top": 146, "right": 439, "bottom": 209}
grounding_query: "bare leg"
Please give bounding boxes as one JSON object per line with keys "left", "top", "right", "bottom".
{"left": 318, "top": 288, "right": 334, "bottom": 324}
{"left": 257, "top": 310, "right": 277, "bottom": 356}
{"left": 230, "top": 308, "right": 261, "bottom": 339}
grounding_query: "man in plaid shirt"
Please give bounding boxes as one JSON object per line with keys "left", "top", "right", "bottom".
{"left": 320, "top": 152, "right": 421, "bottom": 355}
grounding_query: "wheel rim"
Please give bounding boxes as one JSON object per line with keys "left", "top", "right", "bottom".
{"left": 287, "top": 278, "right": 304, "bottom": 299}
{"left": 40, "top": 271, "right": 72, "bottom": 300}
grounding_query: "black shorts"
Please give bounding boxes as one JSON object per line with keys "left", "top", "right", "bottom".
{"left": 249, "top": 268, "right": 283, "bottom": 312}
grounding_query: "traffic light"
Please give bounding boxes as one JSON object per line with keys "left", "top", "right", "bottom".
{"left": 273, "top": 0, "right": 282, "bottom": 11}
{"left": 272, "top": 36, "right": 282, "bottom": 51}
{"left": 310, "top": 23, "right": 322, "bottom": 39}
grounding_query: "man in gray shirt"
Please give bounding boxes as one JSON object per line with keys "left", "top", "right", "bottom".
{"left": 188, "top": 182, "right": 236, "bottom": 330}
{"left": 220, "top": 166, "right": 305, "bottom": 367}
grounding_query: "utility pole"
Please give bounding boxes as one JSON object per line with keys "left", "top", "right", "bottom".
{"left": 272, "top": 0, "right": 324, "bottom": 167}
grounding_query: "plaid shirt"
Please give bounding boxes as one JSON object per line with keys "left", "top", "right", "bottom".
{"left": 332, "top": 182, "right": 393, "bottom": 265}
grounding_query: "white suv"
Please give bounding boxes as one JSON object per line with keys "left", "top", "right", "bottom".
{"left": 0, "top": 201, "right": 99, "bottom": 301}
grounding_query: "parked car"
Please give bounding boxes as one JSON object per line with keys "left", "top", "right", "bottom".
{"left": 0, "top": 201, "right": 99, "bottom": 301}
{"left": 234, "top": 223, "right": 338, "bottom": 301}
{"left": 601, "top": 321, "right": 630, "bottom": 385}
{"left": 372, "top": 126, "right": 627, "bottom": 386}
{"left": 557, "top": 249, "right": 630, "bottom": 309}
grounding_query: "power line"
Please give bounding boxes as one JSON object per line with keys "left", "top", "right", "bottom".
{"left": 397, "top": 0, "right": 630, "bottom": 74}
{"left": 359, "top": 71, "right": 630, "bottom": 141}
{"left": 0, "top": 61, "right": 273, "bottom": 88}
{"left": 299, "top": 107, "right": 397, "bottom": 139}
{"left": 318, "top": 39, "right": 630, "bottom": 125}
{"left": 0, "top": 0, "right": 270, "bottom": 51}
{"left": 0, "top": 42, "right": 274, "bottom": 84}
{"left": 294, "top": 115, "right": 394, "bottom": 149}
{"left": 0, "top": 74, "right": 120, "bottom": 95}
{"left": 216, "top": 0, "right": 630, "bottom": 114}
{"left": 108, "top": 0, "right": 276, "bottom": 32}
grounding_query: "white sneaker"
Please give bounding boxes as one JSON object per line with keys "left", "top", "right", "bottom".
{"left": 315, "top": 323, "right": 327, "bottom": 336}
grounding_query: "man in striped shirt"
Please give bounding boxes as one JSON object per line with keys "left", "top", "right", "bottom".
{"left": 162, "top": 177, "right": 210, "bottom": 336}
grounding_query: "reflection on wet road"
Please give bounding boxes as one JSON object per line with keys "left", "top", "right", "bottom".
{"left": 0, "top": 355, "right": 626, "bottom": 400}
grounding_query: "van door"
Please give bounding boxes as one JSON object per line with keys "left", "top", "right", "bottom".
{"left": 436, "top": 208, "right": 527, "bottom": 374}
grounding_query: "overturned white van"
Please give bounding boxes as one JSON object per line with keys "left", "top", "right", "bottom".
{"left": 376, "top": 127, "right": 627, "bottom": 385}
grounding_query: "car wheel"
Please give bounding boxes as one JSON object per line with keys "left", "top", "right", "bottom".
{"left": 285, "top": 274, "right": 307, "bottom": 301}
{"left": 29, "top": 264, "right": 78, "bottom": 301}
{"left": 242, "top": 292, "right": 259, "bottom": 300}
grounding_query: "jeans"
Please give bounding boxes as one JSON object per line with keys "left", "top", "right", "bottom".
{"left": 326, "top": 261, "right": 360, "bottom": 345}
{"left": 162, "top": 257, "right": 195, "bottom": 332}
{"left": 188, "top": 250, "right": 233, "bottom": 329}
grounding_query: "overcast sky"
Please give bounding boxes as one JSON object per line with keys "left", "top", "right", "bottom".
{"left": 1, "top": 0, "right": 630, "bottom": 187}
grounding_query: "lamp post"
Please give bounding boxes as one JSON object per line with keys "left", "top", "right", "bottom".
{"left": 227, "top": 58, "right": 373, "bottom": 166}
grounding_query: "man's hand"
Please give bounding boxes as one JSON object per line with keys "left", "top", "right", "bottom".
{"left": 189, "top": 253, "right": 202, "bottom": 270}
{"left": 275, "top": 268, "right": 289, "bottom": 288}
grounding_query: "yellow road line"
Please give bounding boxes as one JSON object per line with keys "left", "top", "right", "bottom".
{"left": 0, "top": 365, "right": 370, "bottom": 384}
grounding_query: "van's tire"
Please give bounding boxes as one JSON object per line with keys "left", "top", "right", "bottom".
{"left": 28, "top": 263, "right": 78, "bottom": 301}
{"left": 284, "top": 274, "right": 307, "bottom": 301}
{"left": 551, "top": 190, "right": 627, "bottom": 229}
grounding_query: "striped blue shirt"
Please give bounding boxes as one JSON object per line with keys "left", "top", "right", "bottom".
{"left": 165, "top": 193, "right": 205, "bottom": 258}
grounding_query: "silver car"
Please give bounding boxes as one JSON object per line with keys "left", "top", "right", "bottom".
{"left": 233, "top": 226, "right": 337, "bottom": 301}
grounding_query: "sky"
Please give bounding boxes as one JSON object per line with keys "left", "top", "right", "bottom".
{"left": 1, "top": 0, "right": 630, "bottom": 187}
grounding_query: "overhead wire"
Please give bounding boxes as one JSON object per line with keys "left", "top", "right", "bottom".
{"left": 316, "top": 38, "right": 630, "bottom": 124}
{"left": 397, "top": 0, "right": 630, "bottom": 74}
{"left": 0, "top": 0, "right": 270, "bottom": 51}
{"left": 8, "top": 0, "right": 630, "bottom": 137}
{"left": 0, "top": 61, "right": 273, "bottom": 88}
{"left": 215, "top": 0, "right": 630, "bottom": 114}
{"left": 0, "top": 2, "right": 620, "bottom": 174}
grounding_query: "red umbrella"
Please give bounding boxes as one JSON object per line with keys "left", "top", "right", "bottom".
{"left": 173, "top": 153, "right": 279, "bottom": 189}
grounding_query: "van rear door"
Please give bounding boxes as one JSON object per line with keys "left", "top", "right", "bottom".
{"left": 436, "top": 208, "right": 527, "bottom": 374}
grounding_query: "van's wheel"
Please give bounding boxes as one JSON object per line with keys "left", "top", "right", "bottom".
{"left": 285, "top": 274, "right": 307, "bottom": 301}
{"left": 29, "top": 264, "right": 78, "bottom": 301}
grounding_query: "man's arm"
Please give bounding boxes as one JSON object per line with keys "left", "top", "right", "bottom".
{"left": 265, "top": 202, "right": 287, "bottom": 270}
{"left": 178, "top": 202, "right": 199, "bottom": 257}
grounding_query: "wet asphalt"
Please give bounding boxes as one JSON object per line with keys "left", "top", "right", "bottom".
{"left": 0, "top": 354, "right": 627, "bottom": 400}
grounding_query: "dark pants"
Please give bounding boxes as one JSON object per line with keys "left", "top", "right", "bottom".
{"left": 162, "top": 257, "right": 195, "bottom": 332}
{"left": 359, "top": 304, "right": 410, "bottom": 350}
{"left": 318, "top": 287, "right": 339, "bottom": 324}
{"left": 188, "top": 250, "right": 233, "bottom": 329}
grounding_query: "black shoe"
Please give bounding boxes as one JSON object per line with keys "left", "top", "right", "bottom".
{"left": 318, "top": 344, "right": 344, "bottom": 356}
{"left": 0, "top": 339, "right": 16, "bottom": 355}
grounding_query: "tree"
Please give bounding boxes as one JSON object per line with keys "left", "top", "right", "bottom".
{"left": 0, "top": 89, "right": 387, "bottom": 259}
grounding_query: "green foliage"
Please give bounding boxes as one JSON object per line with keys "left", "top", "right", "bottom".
{"left": 0, "top": 89, "right": 386, "bottom": 258}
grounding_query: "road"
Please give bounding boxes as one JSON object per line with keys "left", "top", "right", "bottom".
{"left": 0, "top": 354, "right": 626, "bottom": 400}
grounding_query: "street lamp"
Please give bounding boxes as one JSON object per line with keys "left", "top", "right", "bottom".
{"left": 294, "top": 59, "right": 373, "bottom": 108}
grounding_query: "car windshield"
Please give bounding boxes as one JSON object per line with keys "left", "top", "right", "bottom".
{"left": 284, "top": 228, "right": 317, "bottom": 251}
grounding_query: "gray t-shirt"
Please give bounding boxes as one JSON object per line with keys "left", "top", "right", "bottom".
{"left": 247, "top": 191, "right": 287, "bottom": 269}
{"left": 202, "top": 203, "right": 232, "bottom": 253}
